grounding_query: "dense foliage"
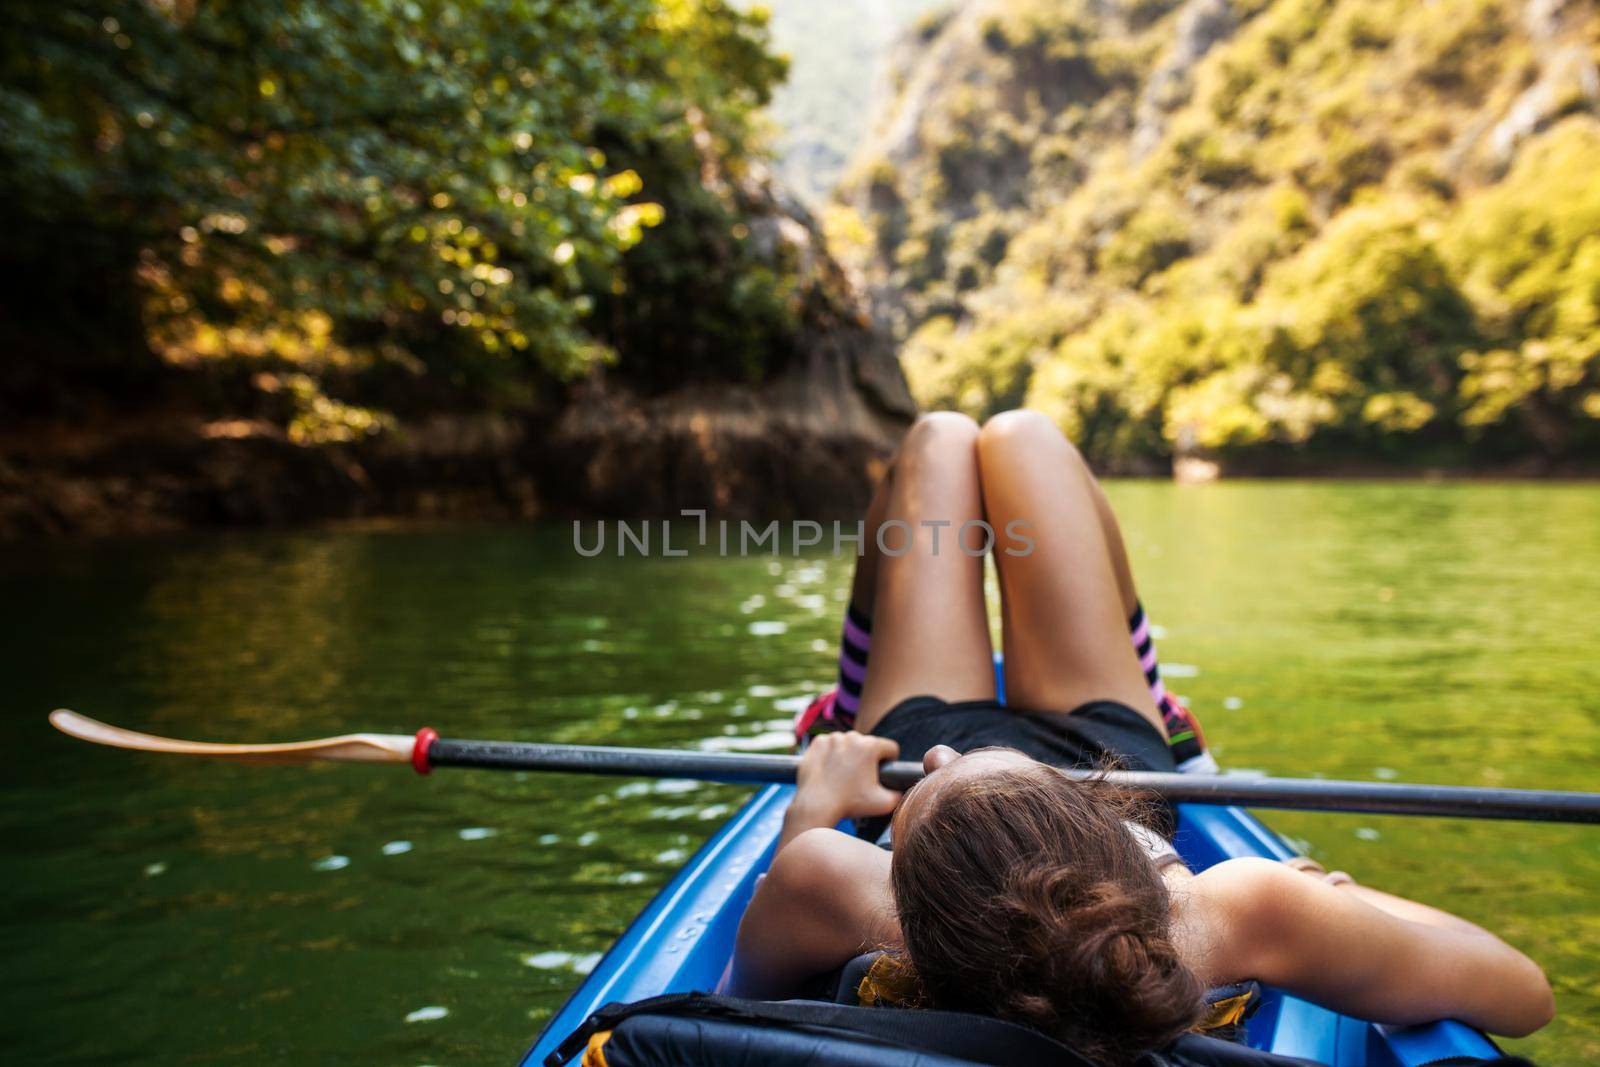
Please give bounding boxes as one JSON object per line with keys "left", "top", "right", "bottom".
{"left": 835, "top": 0, "right": 1600, "bottom": 468}
{"left": 2, "top": 0, "right": 792, "bottom": 436}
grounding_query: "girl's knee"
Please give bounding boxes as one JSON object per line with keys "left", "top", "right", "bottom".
{"left": 979, "top": 409, "right": 1077, "bottom": 461}
{"left": 908, "top": 410, "right": 981, "bottom": 446}
{"left": 902, "top": 412, "right": 985, "bottom": 489}
{"left": 899, "top": 411, "right": 981, "bottom": 468}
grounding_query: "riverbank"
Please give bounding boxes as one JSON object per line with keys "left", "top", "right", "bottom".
{"left": 0, "top": 340, "right": 917, "bottom": 541}
{"left": 7, "top": 415, "right": 1595, "bottom": 542}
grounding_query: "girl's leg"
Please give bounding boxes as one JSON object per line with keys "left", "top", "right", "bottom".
{"left": 1083, "top": 462, "right": 1214, "bottom": 768}
{"left": 820, "top": 448, "right": 895, "bottom": 728}
{"left": 1087, "top": 474, "right": 1140, "bottom": 620}
{"left": 844, "top": 444, "right": 893, "bottom": 619}
{"left": 852, "top": 412, "right": 996, "bottom": 734}
{"left": 975, "top": 410, "right": 1165, "bottom": 736}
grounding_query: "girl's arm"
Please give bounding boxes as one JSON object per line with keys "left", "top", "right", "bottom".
{"left": 732, "top": 732, "right": 903, "bottom": 997}
{"left": 1283, "top": 859, "right": 1488, "bottom": 935}
{"left": 778, "top": 731, "right": 902, "bottom": 851}
{"left": 1187, "top": 858, "right": 1554, "bottom": 1037}
{"left": 731, "top": 827, "right": 897, "bottom": 997}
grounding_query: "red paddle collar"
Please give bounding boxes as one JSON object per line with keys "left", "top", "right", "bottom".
{"left": 412, "top": 727, "right": 439, "bottom": 775}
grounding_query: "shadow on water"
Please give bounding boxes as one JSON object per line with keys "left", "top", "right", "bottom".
{"left": 2, "top": 487, "right": 1597, "bottom": 1065}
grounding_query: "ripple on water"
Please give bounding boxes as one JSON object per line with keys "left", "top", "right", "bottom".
{"left": 523, "top": 951, "right": 602, "bottom": 975}
{"left": 521, "top": 953, "right": 572, "bottom": 972}
{"left": 405, "top": 1006, "right": 448, "bottom": 1024}
{"left": 648, "top": 805, "right": 698, "bottom": 820}
{"left": 523, "top": 951, "right": 573, "bottom": 969}
{"left": 747, "top": 621, "right": 787, "bottom": 636}
{"left": 696, "top": 730, "right": 792, "bottom": 752}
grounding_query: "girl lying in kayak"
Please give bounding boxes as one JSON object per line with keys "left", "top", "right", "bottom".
{"left": 732, "top": 410, "right": 1553, "bottom": 1064}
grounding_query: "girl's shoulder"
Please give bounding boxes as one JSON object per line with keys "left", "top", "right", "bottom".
{"left": 1165, "top": 857, "right": 1286, "bottom": 986}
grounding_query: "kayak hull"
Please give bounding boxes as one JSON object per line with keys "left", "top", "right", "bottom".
{"left": 522, "top": 786, "right": 1498, "bottom": 1067}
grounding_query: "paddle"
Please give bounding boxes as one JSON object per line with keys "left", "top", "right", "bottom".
{"left": 49, "top": 709, "right": 1600, "bottom": 824}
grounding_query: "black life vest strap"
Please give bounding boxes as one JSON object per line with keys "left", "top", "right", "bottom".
{"left": 546, "top": 991, "right": 1100, "bottom": 1067}
{"left": 545, "top": 990, "right": 1539, "bottom": 1067}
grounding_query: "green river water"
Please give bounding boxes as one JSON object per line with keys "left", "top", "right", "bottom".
{"left": 3, "top": 482, "right": 1598, "bottom": 1065}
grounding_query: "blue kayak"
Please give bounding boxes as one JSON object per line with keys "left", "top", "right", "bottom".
{"left": 520, "top": 784, "right": 1502, "bottom": 1066}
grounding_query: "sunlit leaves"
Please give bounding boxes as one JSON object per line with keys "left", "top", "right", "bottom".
{"left": 3, "top": 0, "right": 786, "bottom": 421}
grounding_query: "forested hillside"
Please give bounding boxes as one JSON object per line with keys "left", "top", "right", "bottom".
{"left": 832, "top": 0, "right": 1600, "bottom": 472}
{"left": 0, "top": 0, "right": 912, "bottom": 535}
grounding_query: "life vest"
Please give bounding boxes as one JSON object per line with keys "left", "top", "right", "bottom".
{"left": 545, "top": 990, "right": 1539, "bottom": 1067}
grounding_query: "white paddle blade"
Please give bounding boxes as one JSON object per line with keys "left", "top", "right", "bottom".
{"left": 49, "top": 710, "right": 414, "bottom": 765}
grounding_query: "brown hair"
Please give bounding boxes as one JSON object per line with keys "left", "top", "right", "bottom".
{"left": 889, "top": 760, "right": 1203, "bottom": 1066}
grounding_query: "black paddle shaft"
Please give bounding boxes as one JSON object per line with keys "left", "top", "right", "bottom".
{"left": 425, "top": 738, "right": 1600, "bottom": 824}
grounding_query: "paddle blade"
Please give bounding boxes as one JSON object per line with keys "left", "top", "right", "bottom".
{"left": 49, "top": 710, "right": 414, "bottom": 765}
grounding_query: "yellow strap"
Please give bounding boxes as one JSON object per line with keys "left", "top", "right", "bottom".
{"left": 1198, "top": 992, "right": 1254, "bottom": 1031}
{"left": 580, "top": 1029, "right": 612, "bottom": 1067}
{"left": 857, "top": 954, "right": 926, "bottom": 1008}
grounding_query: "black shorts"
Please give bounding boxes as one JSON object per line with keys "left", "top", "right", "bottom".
{"left": 859, "top": 695, "right": 1177, "bottom": 842}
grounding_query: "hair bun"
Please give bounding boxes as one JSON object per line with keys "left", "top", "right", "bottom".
{"left": 998, "top": 870, "right": 1202, "bottom": 1061}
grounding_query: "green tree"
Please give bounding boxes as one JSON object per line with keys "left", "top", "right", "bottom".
{"left": 1, "top": 0, "right": 787, "bottom": 425}
{"left": 1442, "top": 121, "right": 1600, "bottom": 456}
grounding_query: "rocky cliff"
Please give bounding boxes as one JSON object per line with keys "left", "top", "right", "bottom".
{"left": 538, "top": 174, "right": 915, "bottom": 522}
